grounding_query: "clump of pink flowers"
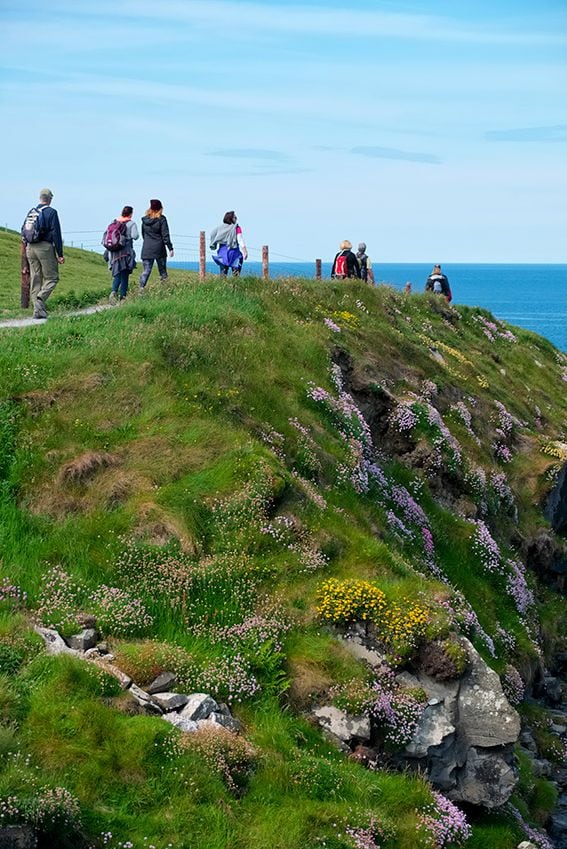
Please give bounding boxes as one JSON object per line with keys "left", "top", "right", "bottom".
{"left": 323, "top": 317, "right": 341, "bottom": 333}
{"left": 505, "top": 558, "right": 534, "bottom": 615}
{"left": 370, "top": 669, "right": 425, "bottom": 749}
{"left": 501, "top": 664, "right": 524, "bottom": 706}
{"left": 471, "top": 520, "right": 501, "bottom": 573}
{"left": 0, "top": 577, "right": 26, "bottom": 607}
{"left": 417, "top": 792, "right": 472, "bottom": 847}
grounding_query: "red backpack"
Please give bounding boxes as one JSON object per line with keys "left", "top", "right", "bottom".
{"left": 334, "top": 252, "right": 348, "bottom": 279}
{"left": 103, "top": 220, "right": 127, "bottom": 252}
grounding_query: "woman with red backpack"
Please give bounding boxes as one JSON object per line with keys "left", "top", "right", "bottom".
{"left": 331, "top": 240, "right": 361, "bottom": 280}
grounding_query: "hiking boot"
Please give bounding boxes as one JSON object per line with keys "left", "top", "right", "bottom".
{"left": 109, "top": 291, "right": 118, "bottom": 305}
{"left": 33, "top": 298, "right": 47, "bottom": 319}
{"left": 160, "top": 275, "right": 169, "bottom": 282}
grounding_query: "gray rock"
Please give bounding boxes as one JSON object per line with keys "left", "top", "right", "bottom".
{"left": 151, "top": 692, "right": 189, "bottom": 713}
{"left": 129, "top": 684, "right": 163, "bottom": 715}
{"left": 0, "top": 826, "right": 37, "bottom": 849}
{"left": 205, "top": 711, "right": 242, "bottom": 733}
{"left": 399, "top": 638, "right": 520, "bottom": 807}
{"left": 66, "top": 628, "right": 97, "bottom": 652}
{"left": 91, "top": 660, "right": 131, "bottom": 689}
{"left": 178, "top": 693, "right": 219, "bottom": 722}
{"left": 517, "top": 842, "right": 539, "bottom": 849}
{"left": 405, "top": 702, "right": 455, "bottom": 758}
{"left": 163, "top": 713, "right": 198, "bottom": 733}
{"left": 544, "top": 460, "right": 567, "bottom": 535}
{"left": 147, "top": 672, "right": 177, "bottom": 695}
{"left": 337, "top": 634, "right": 387, "bottom": 669}
{"left": 34, "top": 626, "right": 79, "bottom": 656}
{"left": 532, "top": 758, "right": 553, "bottom": 778}
{"left": 520, "top": 730, "right": 538, "bottom": 753}
{"left": 312, "top": 705, "right": 371, "bottom": 746}
{"left": 97, "top": 641, "right": 109, "bottom": 653}
{"left": 550, "top": 810, "right": 567, "bottom": 832}
{"left": 217, "top": 703, "right": 232, "bottom": 717}
{"left": 457, "top": 639, "right": 520, "bottom": 748}
{"left": 451, "top": 746, "right": 517, "bottom": 808}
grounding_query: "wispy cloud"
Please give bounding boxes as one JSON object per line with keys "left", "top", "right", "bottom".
{"left": 350, "top": 146, "right": 441, "bottom": 165}
{"left": 486, "top": 125, "right": 567, "bottom": 142}
{"left": 6, "top": 0, "right": 565, "bottom": 47}
{"left": 206, "top": 148, "right": 291, "bottom": 162}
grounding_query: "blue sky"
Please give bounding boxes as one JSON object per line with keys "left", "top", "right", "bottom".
{"left": 1, "top": 0, "right": 566, "bottom": 263}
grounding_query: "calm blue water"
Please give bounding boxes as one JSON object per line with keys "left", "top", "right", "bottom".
{"left": 170, "top": 262, "right": 567, "bottom": 352}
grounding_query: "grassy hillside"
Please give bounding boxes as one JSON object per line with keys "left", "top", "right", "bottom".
{"left": 0, "top": 249, "right": 566, "bottom": 848}
{"left": 0, "top": 229, "right": 190, "bottom": 315}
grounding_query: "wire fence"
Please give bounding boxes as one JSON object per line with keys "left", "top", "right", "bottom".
{"left": 63, "top": 229, "right": 310, "bottom": 264}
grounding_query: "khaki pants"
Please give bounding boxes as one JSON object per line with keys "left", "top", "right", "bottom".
{"left": 26, "top": 241, "right": 59, "bottom": 312}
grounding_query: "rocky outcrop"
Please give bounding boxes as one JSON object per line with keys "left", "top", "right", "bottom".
{"left": 545, "top": 461, "right": 567, "bottom": 535}
{"left": 312, "top": 636, "right": 521, "bottom": 809}
{"left": 400, "top": 638, "right": 520, "bottom": 808}
{"left": 34, "top": 625, "right": 242, "bottom": 736}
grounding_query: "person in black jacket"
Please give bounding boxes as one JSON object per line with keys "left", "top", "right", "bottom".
{"left": 139, "top": 199, "right": 174, "bottom": 289}
{"left": 424, "top": 264, "right": 452, "bottom": 302}
{"left": 331, "top": 240, "right": 361, "bottom": 280}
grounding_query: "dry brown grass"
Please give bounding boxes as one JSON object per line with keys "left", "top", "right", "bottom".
{"left": 287, "top": 659, "right": 332, "bottom": 711}
{"left": 57, "top": 451, "right": 120, "bottom": 485}
{"left": 132, "top": 502, "right": 198, "bottom": 553}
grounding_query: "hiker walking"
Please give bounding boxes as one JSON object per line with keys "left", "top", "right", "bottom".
{"left": 102, "top": 206, "right": 139, "bottom": 304}
{"left": 21, "top": 188, "right": 64, "bottom": 320}
{"left": 331, "top": 240, "right": 361, "bottom": 280}
{"left": 209, "top": 211, "right": 248, "bottom": 276}
{"left": 425, "top": 264, "right": 452, "bottom": 302}
{"left": 355, "top": 242, "right": 375, "bottom": 284}
{"left": 139, "top": 199, "right": 174, "bottom": 289}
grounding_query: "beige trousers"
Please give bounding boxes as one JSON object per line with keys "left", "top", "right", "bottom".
{"left": 26, "top": 241, "right": 59, "bottom": 309}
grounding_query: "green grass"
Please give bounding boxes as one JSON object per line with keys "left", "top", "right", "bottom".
{"left": 0, "top": 239, "right": 565, "bottom": 846}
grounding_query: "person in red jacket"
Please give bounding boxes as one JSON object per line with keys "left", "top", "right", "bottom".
{"left": 331, "top": 240, "right": 361, "bottom": 280}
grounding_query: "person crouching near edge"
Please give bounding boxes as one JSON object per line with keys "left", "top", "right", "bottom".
{"left": 356, "top": 242, "right": 375, "bottom": 284}
{"left": 103, "top": 206, "right": 139, "bottom": 304}
{"left": 209, "top": 211, "right": 248, "bottom": 277}
{"left": 21, "top": 188, "right": 65, "bottom": 320}
{"left": 331, "top": 240, "right": 361, "bottom": 280}
{"left": 139, "top": 199, "right": 174, "bottom": 289}
{"left": 425, "top": 263, "right": 452, "bottom": 303}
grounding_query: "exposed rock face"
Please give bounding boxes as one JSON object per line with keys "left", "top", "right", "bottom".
{"left": 545, "top": 462, "right": 567, "bottom": 535}
{"left": 402, "top": 638, "right": 521, "bottom": 808}
{"left": 314, "top": 636, "right": 520, "bottom": 809}
{"left": 0, "top": 826, "right": 37, "bottom": 849}
{"left": 312, "top": 706, "right": 371, "bottom": 749}
{"left": 147, "top": 672, "right": 177, "bottom": 694}
{"left": 66, "top": 628, "right": 97, "bottom": 651}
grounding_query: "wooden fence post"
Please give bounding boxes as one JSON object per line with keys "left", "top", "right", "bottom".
{"left": 20, "top": 241, "right": 30, "bottom": 308}
{"left": 262, "top": 245, "right": 269, "bottom": 280}
{"left": 315, "top": 258, "right": 322, "bottom": 280}
{"left": 199, "top": 231, "right": 206, "bottom": 280}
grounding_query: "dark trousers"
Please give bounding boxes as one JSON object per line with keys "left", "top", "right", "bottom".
{"left": 111, "top": 269, "right": 130, "bottom": 299}
{"left": 140, "top": 257, "right": 168, "bottom": 287}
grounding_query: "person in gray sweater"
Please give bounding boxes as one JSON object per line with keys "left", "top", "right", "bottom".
{"left": 209, "top": 211, "right": 248, "bottom": 276}
{"left": 139, "top": 199, "right": 174, "bottom": 288}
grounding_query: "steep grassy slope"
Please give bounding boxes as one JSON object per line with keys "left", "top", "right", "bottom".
{"left": 0, "top": 258, "right": 566, "bottom": 848}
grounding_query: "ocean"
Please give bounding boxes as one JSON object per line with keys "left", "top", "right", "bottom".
{"left": 170, "top": 262, "right": 567, "bottom": 352}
